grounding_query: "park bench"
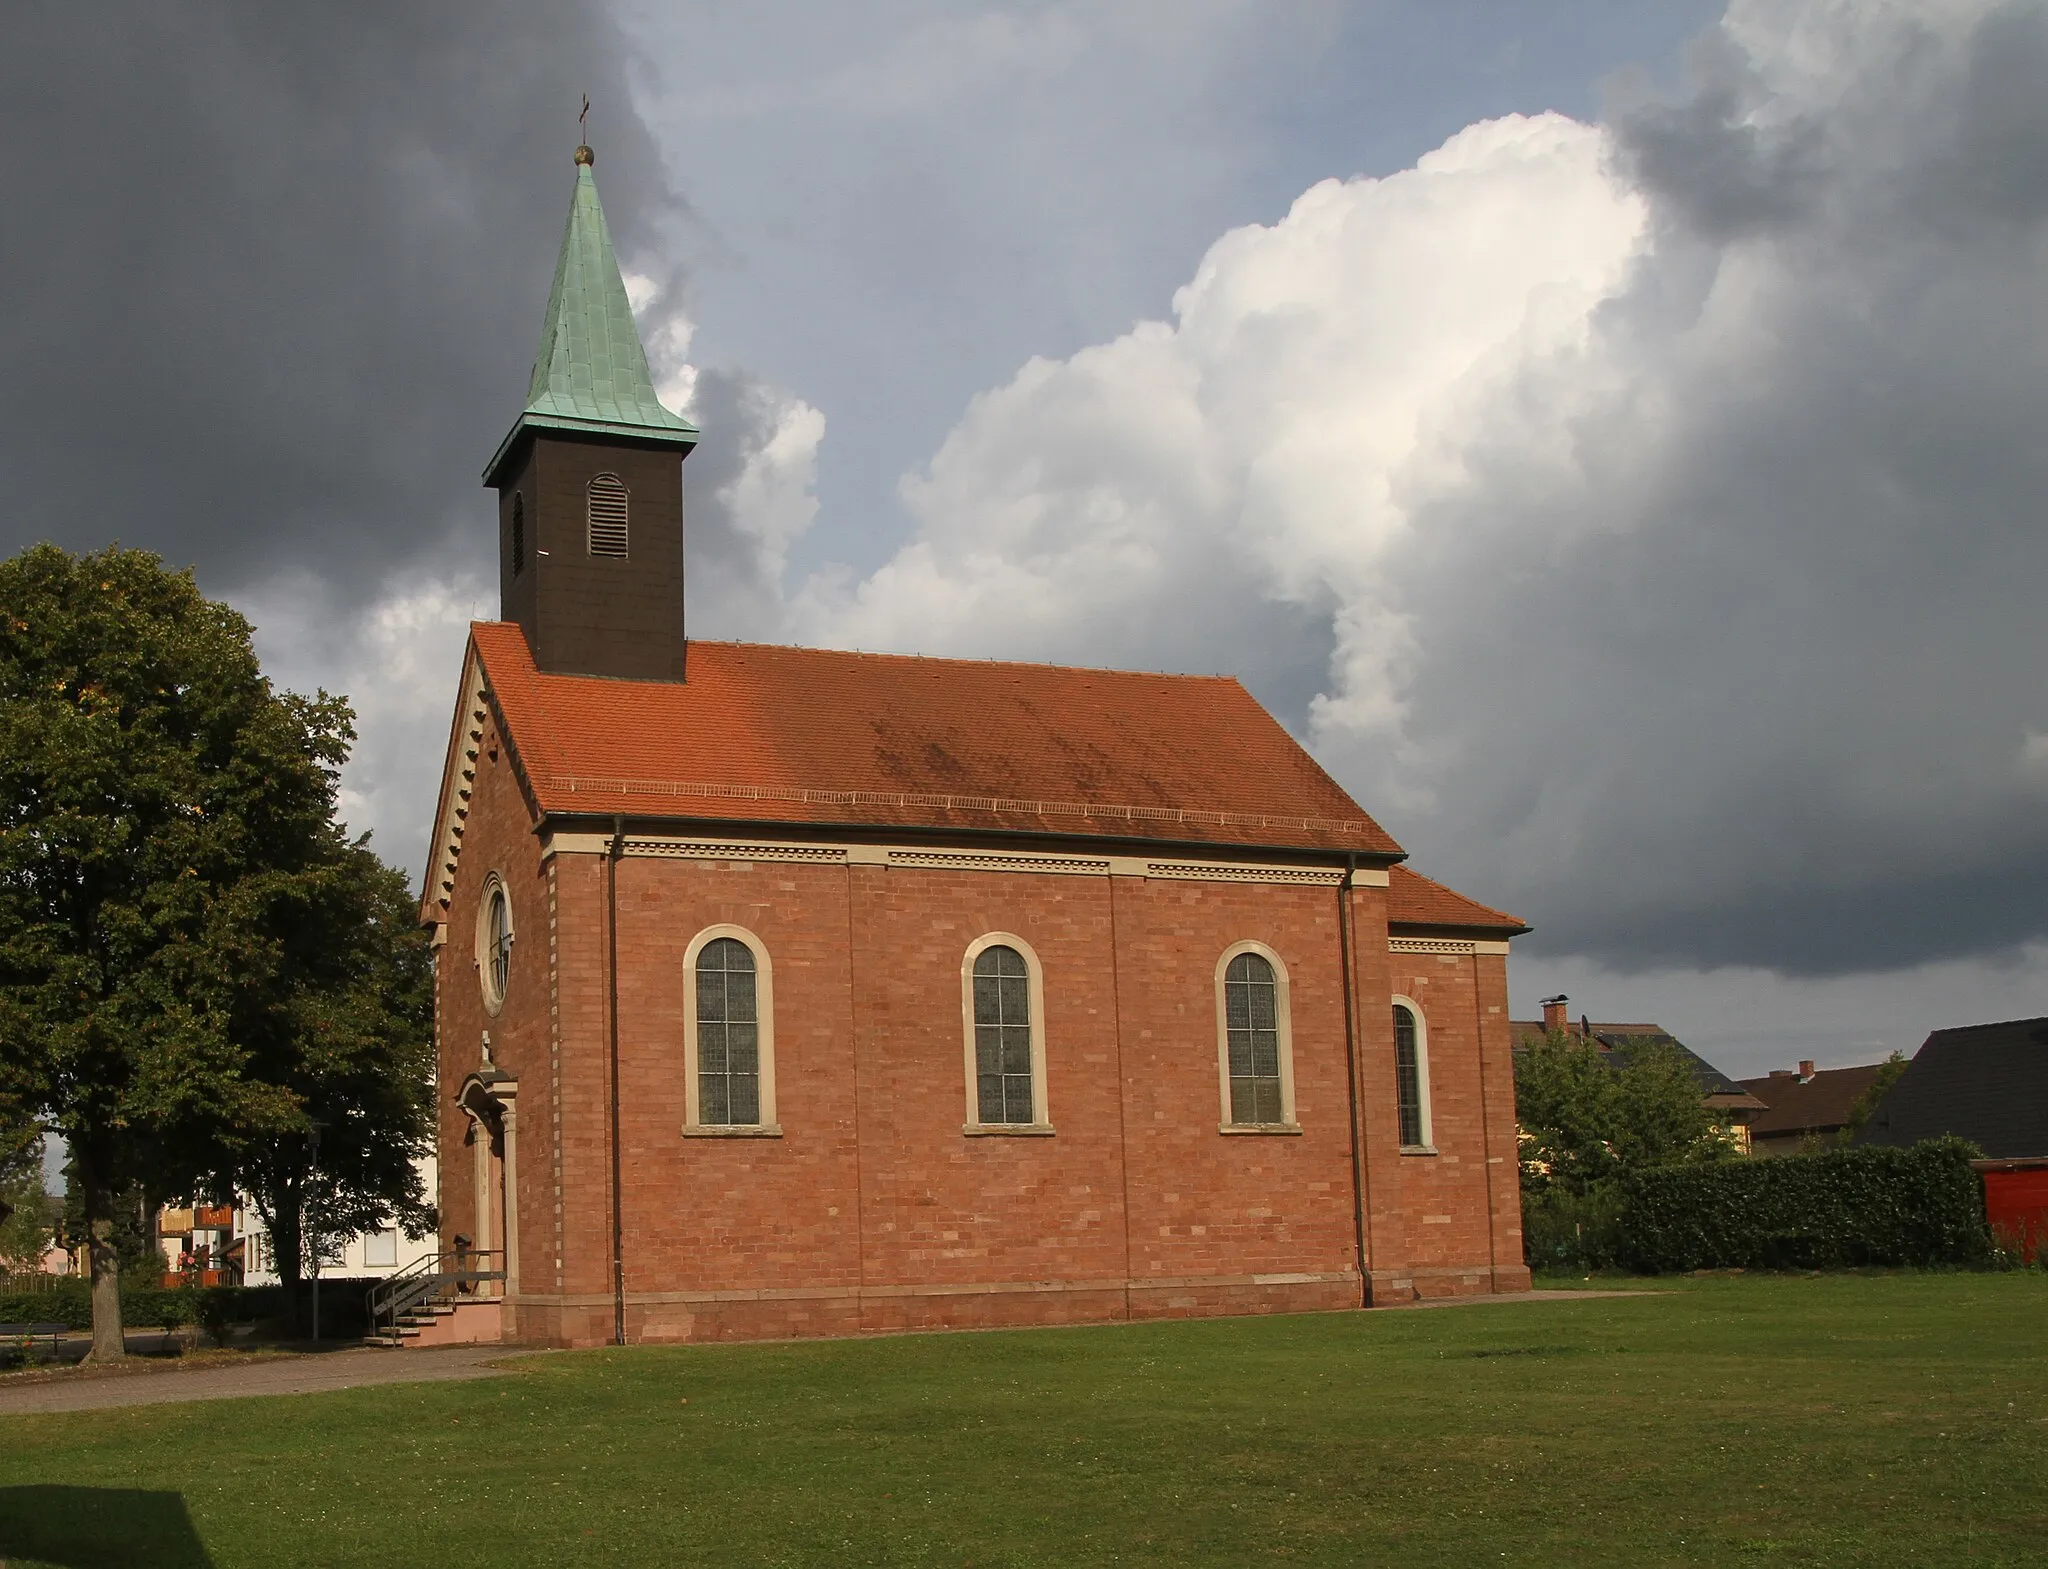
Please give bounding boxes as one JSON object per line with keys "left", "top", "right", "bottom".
{"left": 0, "top": 1322, "right": 71, "bottom": 1355}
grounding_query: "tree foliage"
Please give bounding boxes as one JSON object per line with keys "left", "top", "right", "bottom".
{"left": 0, "top": 544, "right": 427, "bottom": 1352}
{"left": 0, "top": 1146, "right": 54, "bottom": 1270}
{"left": 1841, "top": 1052, "right": 1910, "bottom": 1146}
{"left": 210, "top": 838, "right": 435, "bottom": 1324}
{"left": 1515, "top": 1029, "right": 1733, "bottom": 1198}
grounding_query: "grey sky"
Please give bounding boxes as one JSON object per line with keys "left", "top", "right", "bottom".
{"left": 0, "top": 2, "right": 679, "bottom": 598}
{"left": 2, "top": 1, "right": 2039, "bottom": 1079}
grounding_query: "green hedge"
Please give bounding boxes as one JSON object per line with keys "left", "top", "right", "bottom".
{"left": 1521, "top": 1185, "right": 1628, "bottom": 1272}
{"left": 1619, "top": 1137, "right": 1990, "bottom": 1272}
{"left": 0, "top": 1277, "right": 384, "bottom": 1337}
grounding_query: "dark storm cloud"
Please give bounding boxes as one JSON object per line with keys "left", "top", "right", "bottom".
{"left": 0, "top": 2, "right": 683, "bottom": 603}
{"left": 1380, "top": 0, "right": 2048, "bottom": 976}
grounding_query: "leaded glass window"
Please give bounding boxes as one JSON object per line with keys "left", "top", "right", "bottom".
{"left": 696, "top": 937, "right": 760, "bottom": 1125}
{"left": 1225, "top": 951, "right": 1283, "bottom": 1123}
{"left": 1394, "top": 1003, "right": 1425, "bottom": 1146}
{"left": 972, "top": 945, "right": 1035, "bottom": 1124}
{"left": 485, "top": 886, "right": 512, "bottom": 1002}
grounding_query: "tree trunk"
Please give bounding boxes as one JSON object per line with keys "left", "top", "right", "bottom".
{"left": 82, "top": 1168, "right": 126, "bottom": 1362}
{"left": 270, "top": 1181, "right": 305, "bottom": 1340}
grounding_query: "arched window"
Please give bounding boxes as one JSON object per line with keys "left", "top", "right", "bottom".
{"left": 476, "top": 874, "right": 513, "bottom": 1016}
{"left": 1393, "top": 1000, "right": 1433, "bottom": 1150}
{"left": 1215, "top": 943, "right": 1297, "bottom": 1130}
{"left": 587, "top": 473, "right": 629, "bottom": 557}
{"left": 683, "top": 927, "right": 778, "bottom": 1133}
{"left": 961, "top": 935, "right": 1050, "bottom": 1131}
{"left": 510, "top": 493, "right": 526, "bottom": 576}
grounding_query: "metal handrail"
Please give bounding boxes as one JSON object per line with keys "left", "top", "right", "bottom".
{"left": 366, "top": 1249, "right": 505, "bottom": 1341}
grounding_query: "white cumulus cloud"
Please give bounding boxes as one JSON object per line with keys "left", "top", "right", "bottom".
{"left": 794, "top": 0, "right": 2048, "bottom": 989}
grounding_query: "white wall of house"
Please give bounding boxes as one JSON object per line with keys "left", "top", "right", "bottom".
{"left": 157, "top": 1152, "right": 440, "bottom": 1284}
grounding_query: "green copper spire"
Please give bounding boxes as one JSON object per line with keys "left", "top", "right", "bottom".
{"left": 486, "top": 145, "right": 697, "bottom": 482}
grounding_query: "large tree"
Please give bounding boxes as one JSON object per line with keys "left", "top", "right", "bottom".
{"left": 1515, "top": 1030, "right": 1732, "bottom": 1198}
{"left": 1514, "top": 1029, "right": 1736, "bottom": 1270}
{"left": 210, "top": 837, "right": 435, "bottom": 1332}
{"left": 0, "top": 544, "right": 350, "bottom": 1356}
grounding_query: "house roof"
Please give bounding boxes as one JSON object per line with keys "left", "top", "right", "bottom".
{"left": 485, "top": 150, "right": 697, "bottom": 484}
{"left": 1736, "top": 1063, "right": 1890, "bottom": 1139}
{"left": 1509, "top": 1018, "right": 1765, "bottom": 1109}
{"left": 1386, "top": 866, "right": 1527, "bottom": 935}
{"left": 469, "top": 622, "right": 1405, "bottom": 856}
{"left": 1859, "top": 1017, "right": 2048, "bottom": 1159}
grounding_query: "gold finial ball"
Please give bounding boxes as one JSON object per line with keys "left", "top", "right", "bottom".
{"left": 574, "top": 144, "right": 595, "bottom": 166}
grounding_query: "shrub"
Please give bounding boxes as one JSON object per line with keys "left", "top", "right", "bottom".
{"left": 1620, "top": 1137, "right": 1990, "bottom": 1272}
{"left": 193, "top": 1287, "right": 237, "bottom": 1345}
{"left": 0, "top": 1281, "right": 88, "bottom": 1329}
{"left": 0, "top": 1280, "right": 367, "bottom": 1337}
{"left": 1522, "top": 1183, "right": 1627, "bottom": 1272}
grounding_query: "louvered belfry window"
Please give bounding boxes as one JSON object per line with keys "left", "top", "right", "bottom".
{"left": 587, "top": 473, "right": 629, "bottom": 558}
{"left": 510, "top": 493, "right": 526, "bottom": 576}
{"left": 1225, "top": 951, "right": 1283, "bottom": 1123}
{"left": 972, "top": 945, "right": 1035, "bottom": 1124}
{"left": 696, "top": 938, "right": 760, "bottom": 1125}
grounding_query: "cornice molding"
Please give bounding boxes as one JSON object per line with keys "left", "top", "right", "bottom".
{"left": 536, "top": 828, "right": 1392, "bottom": 889}
{"left": 426, "top": 650, "right": 491, "bottom": 920}
{"left": 1387, "top": 936, "right": 1513, "bottom": 956}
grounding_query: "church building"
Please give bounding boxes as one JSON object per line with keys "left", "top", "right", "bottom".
{"left": 425, "top": 145, "right": 1532, "bottom": 1348}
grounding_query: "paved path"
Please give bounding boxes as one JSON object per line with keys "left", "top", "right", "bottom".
{"left": 0, "top": 1345, "right": 530, "bottom": 1416}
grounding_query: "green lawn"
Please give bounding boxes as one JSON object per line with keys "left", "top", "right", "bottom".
{"left": 4, "top": 1274, "right": 2045, "bottom": 1567}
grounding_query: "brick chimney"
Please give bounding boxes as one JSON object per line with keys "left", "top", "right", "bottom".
{"left": 1798, "top": 1059, "right": 1816, "bottom": 1082}
{"left": 1541, "top": 995, "right": 1570, "bottom": 1034}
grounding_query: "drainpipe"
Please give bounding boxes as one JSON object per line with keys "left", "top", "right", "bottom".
{"left": 607, "top": 816, "right": 627, "bottom": 1346}
{"left": 1338, "top": 851, "right": 1371, "bottom": 1307}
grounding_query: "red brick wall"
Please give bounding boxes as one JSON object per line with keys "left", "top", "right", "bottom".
{"left": 433, "top": 704, "right": 555, "bottom": 1311}
{"left": 436, "top": 825, "right": 1529, "bottom": 1345}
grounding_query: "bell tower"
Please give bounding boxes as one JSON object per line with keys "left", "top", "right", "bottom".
{"left": 483, "top": 144, "right": 699, "bottom": 681}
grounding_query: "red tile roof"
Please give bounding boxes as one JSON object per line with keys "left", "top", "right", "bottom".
{"left": 470, "top": 623, "right": 1403, "bottom": 855}
{"left": 1386, "top": 866, "right": 1527, "bottom": 934}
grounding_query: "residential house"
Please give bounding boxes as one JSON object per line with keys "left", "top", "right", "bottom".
{"left": 1859, "top": 1016, "right": 2048, "bottom": 1257}
{"left": 155, "top": 1157, "right": 439, "bottom": 1287}
{"left": 1736, "top": 1061, "right": 1893, "bottom": 1157}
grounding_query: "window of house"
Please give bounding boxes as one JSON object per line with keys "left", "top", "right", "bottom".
{"left": 683, "top": 927, "right": 778, "bottom": 1133}
{"left": 477, "top": 874, "right": 513, "bottom": 1015}
{"left": 587, "top": 473, "right": 629, "bottom": 557}
{"left": 1216, "top": 943, "right": 1298, "bottom": 1130}
{"left": 1393, "top": 1000, "right": 1434, "bottom": 1150}
{"left": 962, "top": 935, "right": 1050, "bottom": 1131}
{"left": 363, "top": 1227, "right": 399, "bottom": 1269}
{"left": 511, "top": 492, "right": 526, "bottom": 576}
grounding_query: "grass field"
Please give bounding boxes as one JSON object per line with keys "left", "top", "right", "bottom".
{"left": 3, "top": 1273, "right": 2044, "bottom": 1567}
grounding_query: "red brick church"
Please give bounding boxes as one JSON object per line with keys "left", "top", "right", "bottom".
{"left": 424, "top": 145, "right": 1532, "bottom": 1347}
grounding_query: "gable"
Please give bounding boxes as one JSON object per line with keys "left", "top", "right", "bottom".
{"left": 421, "top": 639, "right": 539, "bottom": 923}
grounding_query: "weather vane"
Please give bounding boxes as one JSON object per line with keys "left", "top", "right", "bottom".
{"left": 580, "top": 94, "right": 590, "bottom": 142}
